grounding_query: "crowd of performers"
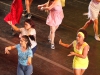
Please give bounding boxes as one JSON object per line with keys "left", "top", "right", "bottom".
{"left": 4, "top": 0, "right": 100, "bottom": 75}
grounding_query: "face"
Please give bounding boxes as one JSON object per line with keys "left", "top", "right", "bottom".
{"left": 24, "top": 22, "right": 31, "bottom": 30}
{"left": 76, "top": 33, "right": 84, "bottom": 43}
{"left": 20, "top": 37, "right": 27, "bottom": 46}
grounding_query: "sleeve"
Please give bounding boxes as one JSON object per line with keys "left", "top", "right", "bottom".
{"left": 30, "top": 29, "right": 36, "bottom": 35}
{"left": 15, "top": 44, "right": 20, "bottom": 51}
{"left": 27, "top": 49, "right": 33, "bottom": 57}
{"left": 19, "top": 28, "right": 23, "bottom": 32}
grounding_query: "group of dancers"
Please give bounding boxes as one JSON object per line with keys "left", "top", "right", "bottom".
{"left": 4, "top": 0, "right": 100, "bottom": 75}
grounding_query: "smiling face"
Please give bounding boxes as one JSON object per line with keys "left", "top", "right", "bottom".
{"left": 24, "top": 22, "right": 31, "bottom": 30}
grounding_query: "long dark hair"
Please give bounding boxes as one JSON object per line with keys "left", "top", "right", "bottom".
{"left": 21, "top": 35, "right": 31, "bottom": 49}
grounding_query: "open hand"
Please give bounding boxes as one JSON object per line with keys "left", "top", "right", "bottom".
{"left": 5, "top": 47, "right": 10, "bottom": 54}
{"left": 67, "top": 52, "right": 75, "bottom": 56}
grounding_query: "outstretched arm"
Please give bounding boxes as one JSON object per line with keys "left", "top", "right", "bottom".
{"left": 96, "top": 0, "right": 100, "bottom": 2}
{"left": 59, "top": 39, "right": 73, "bottom": 48}
{"left": 42, "top": 1, "right": 57, "bottom": 10}
{"left": 37, "top": 1, "right": 49, "bottom": 9}
{"left": 5, "top": 45, "right": 16, "bottom": 54}
{"left": 10, "top": 24, "right": 20, "bottom": 32}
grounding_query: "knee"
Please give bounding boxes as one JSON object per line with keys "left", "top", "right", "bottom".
{"left": 94, "top": 19, "right": 98, "bottom": 25}
{"left": 87, "top": 20, "right": 93, "bottom": 24}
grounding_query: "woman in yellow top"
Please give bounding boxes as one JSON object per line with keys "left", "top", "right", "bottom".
{"left": 59, "top": 29, "right": 90, "bottom": 75}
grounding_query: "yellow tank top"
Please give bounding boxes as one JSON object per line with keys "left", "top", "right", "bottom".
{"left": 73, "top": 40, "right": 89, "bottom": 63}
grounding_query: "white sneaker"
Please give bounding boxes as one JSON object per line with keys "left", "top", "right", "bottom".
{"left": 51, "top": 44, "right": 55, "bottom": 49}
{"left": 95, "top": 35, "right": 100, "bottom": 41}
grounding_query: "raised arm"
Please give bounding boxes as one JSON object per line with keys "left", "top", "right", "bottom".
{"left": 96, "top": 0, "right": 100, "bottom": 2}
{"left": 42, "top": 1, "right": 57, "bottom": 10}
{"left": 10, "top": 24, "right": 20, "bottom": 32}
{"left": 5, "top": 45, "right": 16, "bottom": 54}
{"left": 37, "top": 1, "right": 49, "bottom": 9}
{"left": 59, "top": 39, "right": 73, "bottom": 48}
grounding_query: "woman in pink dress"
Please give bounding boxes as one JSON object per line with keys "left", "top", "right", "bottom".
{"left": 38, "top": 0, "right": 64, "bottom": 49}
{"left": 4, "top": 0, "right": 23, "bottom": 25}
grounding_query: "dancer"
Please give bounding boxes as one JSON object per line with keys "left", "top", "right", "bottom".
{"left": 22, "top": 0, "right": 33, "bottom": 19}
{"left": 5, "top": 35, "right": 33, "bottom": 75}
{"left": 4, "top": 0, "right": 23, "bottom": 26}
{"left": 9, "top": 19, "right": 37, "bottom": 54}
{"left": 38, "top": 0, "right": 64, "bottom": 49}
{"left": 59, "top": 29, "right": 90, "bottom": 75}
{"left": 81, "top": 0, "right": 100, "bottom": 41}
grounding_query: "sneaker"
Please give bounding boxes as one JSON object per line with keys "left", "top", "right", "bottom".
{"left": 27, "top": 13, "right": 32, "bottom": 19}
{"left": 22, "top": 10, "right": 27, "bottom": 16}
{"left": 51, "top": 44, "right": 55, "bottom": 49}
{"left": 95, "top": 35, "right": 100, "bottom": 41}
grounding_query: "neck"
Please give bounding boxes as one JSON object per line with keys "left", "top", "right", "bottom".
{"left": 77, "top": 41, "right": 84, "bottom": 46}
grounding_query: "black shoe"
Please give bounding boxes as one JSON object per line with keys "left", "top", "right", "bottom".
{"left": 27, "top": 13, "right": 32, "bottom": 19}
{"left": 22, "top": 10, "right": 28, "bottom": 17}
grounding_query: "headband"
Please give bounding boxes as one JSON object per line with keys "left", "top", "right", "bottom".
{"left": 78, "top": 32, "right": 85, "bottom": 38}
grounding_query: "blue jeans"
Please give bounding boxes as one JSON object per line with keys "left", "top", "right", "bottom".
{"left": 32, "top": 45, "right": 37, "bottom": 54}
{"left": 17, "top": 63, "right": 33, "bottom": 75}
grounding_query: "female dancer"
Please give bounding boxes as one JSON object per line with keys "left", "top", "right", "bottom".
{"left": 5, "top": 35, "right": 33, "bottom": 75}
{"left": 59, "top": 29, "right": 90, "bottom": 75}
{"left": 81, "top": 0, "right": 100, "bottom": 41}
{"left": 9, "top": 19, "right": 37, "bottom": 54}
{"left": 38, "top": 0, "right": 64, "bottom": 49}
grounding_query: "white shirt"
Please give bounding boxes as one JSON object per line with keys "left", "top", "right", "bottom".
{"left": 19, "top": 28, "right": 37, "bottom": 48}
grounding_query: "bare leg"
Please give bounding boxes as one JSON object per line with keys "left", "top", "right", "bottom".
{"left": 73, "top": 69, "right": 82, "bottom": 75}
{"left": 49, "top": 25, "right": 59, "bottom": 49}
{"left": 48, "top": 25, "right": 58, "bottom": 41}
{"left": 93, "top": 19, "right": 100, "bottom": 41}
{"left": 25, "top": 0, "right": 31, "bottom": 13}
{"left": 81, "top": 19, "right": 93, "bottom": 29}
{"left": 29, "top": 0, "right": 33, "bottom": 6}
{"left": 93, "top": 19, "right": 98, "bottom": 35}
{"left": 50, "top": 26, "right": 59, "bottom": 44}
{"left": 81, "top": 69, "right": 86, "bottom": 75}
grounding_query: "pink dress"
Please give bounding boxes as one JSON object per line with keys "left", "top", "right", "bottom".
{"left": 46, "top": 1, "right": 64, "bottom": 26}
{"left": 4, "top": 0, "right": 23, "bottom": 25}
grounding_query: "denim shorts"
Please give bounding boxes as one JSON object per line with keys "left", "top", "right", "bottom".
{"left": 17, "top": 63, "right": 33, "bottom": 75}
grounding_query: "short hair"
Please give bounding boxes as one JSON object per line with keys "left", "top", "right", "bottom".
{"left": 77, "top": 29, "right": 88, "bottom": 41}
{"left": 24, "top": 19, "right": 35, "bottom": 28}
